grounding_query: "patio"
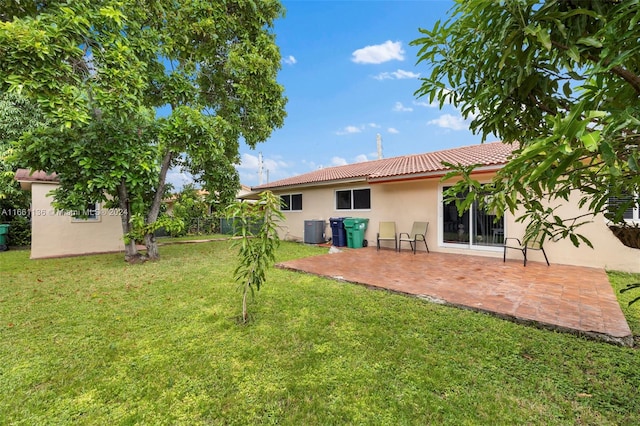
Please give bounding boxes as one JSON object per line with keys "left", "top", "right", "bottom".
{"left": 276, "top": 247, "right": 634, "bottom": 347}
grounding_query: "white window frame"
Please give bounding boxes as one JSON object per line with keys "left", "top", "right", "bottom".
{"left": 335, "top": 187, "right": 371, "bottom": 211}
{"left": 280, "top": 193, "right": 303, "bottom": 212}
{"left": 607, "top": 193, "right": 640, "bottom": 224}
{"left": 71, "top": 202, "right": 101, "bottom": 223}
{"left": 438, "top": 183, "right": 504, "bottom": 252}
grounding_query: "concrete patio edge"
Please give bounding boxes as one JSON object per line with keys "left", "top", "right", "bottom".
{"left": 276, "top": 248, "right": 634, "bottom": 348}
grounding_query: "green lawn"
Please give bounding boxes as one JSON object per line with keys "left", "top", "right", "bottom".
{"left": 1, "top": 241, "right": 638, "bottom": 425}
{"left": 608, "top": 271, "right": 640, "bottom": 337}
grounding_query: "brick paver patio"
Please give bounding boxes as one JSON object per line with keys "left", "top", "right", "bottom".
{"left": 277, "top": 247, "right": 634, "bottom": 347}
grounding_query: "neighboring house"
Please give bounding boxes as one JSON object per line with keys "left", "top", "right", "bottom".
{"left": 15, "top": 169, "right": 124, "bottom": 259}
{"left": 250, "top": 142, "right": 639, "bottom": 273}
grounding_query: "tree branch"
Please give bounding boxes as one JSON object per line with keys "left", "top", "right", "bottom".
{"left": 551, "top": 40, "right": 640, "bottom": 95}
{"left": 147, "top": 150, "right": 173, "bottom": 224}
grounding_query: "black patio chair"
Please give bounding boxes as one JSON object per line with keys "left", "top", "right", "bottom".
{"left": 503, "top": 231, "right": 549, "bottom": 267}
{"left": 399, "top": 221, "right": 429, "bottom": 254}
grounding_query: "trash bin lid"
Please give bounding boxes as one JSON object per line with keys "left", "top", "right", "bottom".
{"left": 343, "top": 218, "right": 368, "bottom": 228}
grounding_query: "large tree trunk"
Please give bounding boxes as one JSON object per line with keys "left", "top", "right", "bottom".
{"left": 144, "top": 232, "right": 159, "bottom": 259}
{"left": 144, "top": 150, "right": 173, "bottom": 260}
{"left": 117, "top": 180, "right": 141, "bottom": 262}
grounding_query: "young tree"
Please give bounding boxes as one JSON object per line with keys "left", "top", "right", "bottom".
{"left": 412, "top": 0, "right": 640, "bottom": 248}
{"left": 227, "top": 191, "right": 284, "bottom": 323}
{"left": 0, "top": 0, "right": 287, "bottom": 261}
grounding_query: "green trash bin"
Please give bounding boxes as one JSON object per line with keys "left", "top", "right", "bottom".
{"left": 0, "top": 224, "right": 9, "bottom": 251}
{"left": 343, "top": 218, "right": 369, "bottom": 248}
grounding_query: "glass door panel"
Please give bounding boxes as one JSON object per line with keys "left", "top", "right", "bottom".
{"left": 442, "top": 187, "right": 470, "bottom": 244}
{"left": 472, "top": 200, "right": 504, "bottom": 247}
{"left": 442, "top": 186, "right": 504, "bottom": 247}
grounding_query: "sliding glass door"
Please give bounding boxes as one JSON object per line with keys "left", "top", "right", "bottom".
{"left": 442, "top": 186, "right": 504, "bottom": 248}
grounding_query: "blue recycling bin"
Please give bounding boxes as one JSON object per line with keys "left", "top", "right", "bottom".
{"left": 329, "top": 217, "right": 348, "bottom": 247}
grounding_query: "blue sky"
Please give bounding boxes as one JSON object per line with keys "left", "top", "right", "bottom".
{"left": 169, "top": 0, "right": 492, "bottom": 189}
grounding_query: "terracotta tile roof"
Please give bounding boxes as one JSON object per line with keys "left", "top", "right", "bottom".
{"left": 253, "top": 141, "right": 516, "bottom": 191}
{"left": 14, "top": 169, "right": 59, "bottom": 183}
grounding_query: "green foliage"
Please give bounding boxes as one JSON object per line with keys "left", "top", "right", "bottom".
{"left": 125, "top": 213, "right": 183, "bottom": 245}
{"left": 227, "top": 191, "right": 284, "bottom": 323}
{"left": 0, "top": 92, "right": 47, "bottom": 224}
{"left": 169, "top": 184, "right": 210, "bottom": 237}
{"left": 6, "top": 214, "right": 30, "bottom": 246}
{"left": 0, "top": 0, "right": 287, "bottom": 260}
{"left": 413, "top": 0, "right": 640, "bottom": 248}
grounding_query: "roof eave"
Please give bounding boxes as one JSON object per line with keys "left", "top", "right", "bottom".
{"left": 252, "top": 176, "right": 368, "bottom": 193}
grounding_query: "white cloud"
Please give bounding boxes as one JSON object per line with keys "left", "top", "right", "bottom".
{"left": 335, "top": 125, "right": 364, "bottom": 135}
{"left": 427, "top": 113, "right": 468, "bottom": 131}
{"left": 351, "top": 40, "right": 404, "bottom": 64}
{"left": 283, "top": 55, "right": 297, "bottom": 65}
{"left": 237, "top": 153, "right": 259, "bottom": 170}
{"left": 393, "top": 101, "right": 413, "bottom": 112}
{"left": 237, "top": 153, "right": 290, "bottom": 185}
{"left": 301, "top": 159, "right": 319, "bottom": 169}
{"left": 413, "top": 100, "right": 438, "bottom": 108}
{"left": 387, "top": 127, "right": 399, "bottom": 134}
{"left": 354, "top": 154, "right": 369, "bottom": 163}
{"left": 368, "top": 123, "right": 381, "bottom": 128}
{"left": 331, "top": 156, "right": 348, "bottom": 166}
{"left": 373, "top": 69, "right": 420, "bottom": 80}
{"left": 165, "top": 168, "right": 194, "bottom": 192}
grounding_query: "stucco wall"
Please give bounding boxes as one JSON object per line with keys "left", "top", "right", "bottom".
{"left": 506, "top": 191, "right": 640, "bottom": 273}
{"left": 30, "top": 183, "right": 125, "bottom": 259}
{"left": 273, "top": 175, "right": 640, "bottom": 273}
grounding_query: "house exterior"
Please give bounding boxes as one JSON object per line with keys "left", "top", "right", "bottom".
{"left": 250, "top": 142, "right": 640, "bottom": 273}
{"left": 15, "top": 169, "right": 125, "bottom": 259}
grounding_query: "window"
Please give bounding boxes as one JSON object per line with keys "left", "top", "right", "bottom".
{"left": 72, "top": 202, "right": 100, "bottom": 222}
{"left": 441, "top": 185, "right": 504, "bottom": 249}
{"left": 608, "top": 193, "right": 639, "bottom": 222}
{"left": 336, "top": 188, "right": 371, "bottom": 210}
{"left": 280, "top": 194, "right": 302, "bottom": 211}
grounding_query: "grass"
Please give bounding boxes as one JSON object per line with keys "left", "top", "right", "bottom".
{"left": 1, "top": 240, "right": 639, "bottom": 425}
{"left": 156, "top": 233, "right": 227, "bottom": 243}
{"left": 608, "top": 271, "right": 640, "bottom": 336}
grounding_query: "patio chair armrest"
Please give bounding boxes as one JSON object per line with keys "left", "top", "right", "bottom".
{"left": 398, "top": 232, "right": 411, "bottom": 240}
{"left": 503, "top": 237, "right": 522, "bottom": 247}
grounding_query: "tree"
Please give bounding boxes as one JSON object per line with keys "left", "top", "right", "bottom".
{"left": 0, "top": 92, "right": 49, "bottom": 245}
{"left": 0, "top": 0, "right": 287, "bottom": 261}
{"left": 0, "top": 92, "right": 45, "bottom": 214}
{"left": 412, "top": 0, "right": 640, "bottom": 249}
{"left": 227, "top": 191, "right": 284, "bottom": 323}
{"left": 169, "top": 184, "right": 209, "bottom": 237}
